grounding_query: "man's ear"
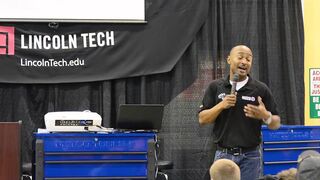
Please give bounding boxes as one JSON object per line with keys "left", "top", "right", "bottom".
{"left": 227, "top": 55, "right": 231, "bottom": 64}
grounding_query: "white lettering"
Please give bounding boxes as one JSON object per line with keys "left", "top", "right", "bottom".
{"left": 242, "top": 96, "right": 256, "bottom": 102}
{"left": 20, "top": 58, "right": 85, "bottom": 67}
{"left": 81, "top": 33, "right": 89, "bottom": 48}
{"left": 20, "top": 34, "right": 79, "bottom": 50}
{"left": 43, "top": 36, "right": 51, "bottom": 49}
{"left": 52, "top": 35, "right": 60, "bottom": 49}
{"left": 61, "top": 35, "right": 68, "bottom": 49}
{"left": 89, "top": 33, "right": 97, "bottom": 47}
{"left": 29, "top": 35, "right": 32, "bottom": 49}
{"left": 106, "top": 31, "right": 114, "bottom": 46}
{"left": 81, "top": 31, "right": 114, "bottom": 48}
{"left": 20, "top": 59, "right": 26, "bottom": 66}
{"left": 33, "top": 35, "right": 42, "bottom": 49}
{"left": 97, "top": 32, "right": 105, "bottom": 46}
{"left": 21, "top": 35, "right": 28, "bottom": 49}
{"left": 20, "top": 31, "right": 113, "bottom": 49}
{"left": 218, "top": 93, "right": 226, "bottom": 100}
{"left": 69, "top": 35, "right": 77, "bottom": 48}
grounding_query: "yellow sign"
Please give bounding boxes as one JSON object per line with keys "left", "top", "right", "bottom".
{"left": 304, "top": 0, "right": 320, "bottom": 125}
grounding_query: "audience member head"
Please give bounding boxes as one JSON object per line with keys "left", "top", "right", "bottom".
{"left": 276, "top": 168, "right": 297, "bottom": 180}
{"left": 209, "top": 159, "right": 240, "bottom": 180}
{"left": 297, "top": 150, "right": 320, "bottom": 180}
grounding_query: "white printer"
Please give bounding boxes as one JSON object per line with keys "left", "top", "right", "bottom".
{"left": 44, "top": 111, "right": 102, "bottom": 132}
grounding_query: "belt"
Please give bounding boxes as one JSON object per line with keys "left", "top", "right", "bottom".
{"left": 217, "top": 145, "right": 258, "bottom": 156}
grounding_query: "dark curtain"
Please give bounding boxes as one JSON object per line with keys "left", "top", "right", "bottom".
{"left": 0, "top": 0, "right": 304, "bottom": 179}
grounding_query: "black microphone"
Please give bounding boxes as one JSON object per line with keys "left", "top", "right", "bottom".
{"left": 230, "top": 74, "right": 239, "bottom": 94}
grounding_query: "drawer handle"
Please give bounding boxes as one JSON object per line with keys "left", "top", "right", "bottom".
{"left": 264, "top": 161, "right": 297, "bottom": 165}
{"left": 264, "top": 147, "right": 320, "bottom": 151}
{"left": 44, "top": 176, "right": 147, "bottom": 180}
{"left": 45, "top": 160, "right": 147, "bottom": 164}
{"left": 45, "top": 151, "right": 147, "bottom": 155}
{"left": 264, "top": 140, "right": 320, "bottom": 144}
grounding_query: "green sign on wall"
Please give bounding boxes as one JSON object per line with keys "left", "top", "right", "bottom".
{"left": 310, "top": 68, "right": 320, "bottom": 118}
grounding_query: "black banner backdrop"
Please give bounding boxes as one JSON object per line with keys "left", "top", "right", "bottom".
{"left": 0, "top": 0, "right": 208, "bottom": 84}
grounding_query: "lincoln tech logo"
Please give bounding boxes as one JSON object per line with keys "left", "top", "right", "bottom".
{"left": 0, "top": 26, "right": 15, "bottom": 55}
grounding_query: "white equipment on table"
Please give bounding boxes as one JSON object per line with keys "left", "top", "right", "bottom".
{"left": 44, "top": 111, "right": 102, "bottom": 132}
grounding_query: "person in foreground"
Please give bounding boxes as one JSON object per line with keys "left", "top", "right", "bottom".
{"left": 198, "top": 45, "right": 281, "bottom": 180}
{"left": 296, "top": 150, "right": 320, "bottom": 180}
{"left": 209, "top": 158, "right": 240, "bottom": 180}
{"left": 276, "top": 168, "right": 297, "bottom": 180}
{"left": 259, "top": 168, "right": 297, "bottom": 180}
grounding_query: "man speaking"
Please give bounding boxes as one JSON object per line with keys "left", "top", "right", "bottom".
{"left": 198, "top": 45, "right": 281, "bottom": 180}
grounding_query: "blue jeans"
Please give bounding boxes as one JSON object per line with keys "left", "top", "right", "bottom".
{"left": 214, "top": 148, "right": 261, "bottom": 180}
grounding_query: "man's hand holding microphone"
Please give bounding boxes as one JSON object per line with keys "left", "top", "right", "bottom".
{"left": 221, "top": 74, "right": 239, "bottom": 109}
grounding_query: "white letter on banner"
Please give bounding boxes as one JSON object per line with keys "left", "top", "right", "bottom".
{"left": 33, "top": 35, "right": 42, "bottom": 49}
{"left": 52, "top": 35, "right": 60, "bottom": 49}
{"left": 81, "top": 33, "right": 88, "bottom": 48}
{"left": 43, "top": 36, "right": 51, "bottom": 49}
{"left": 61, "top": 35, "right": 68, "bottom": 49}
{"left": 106, "top": 31, "right": 114, "bottom": 46}
{"left": 97, "top": 32, "right": 105, "bottom": 46}
{"left": 69, "top": 34, "right": 77, "bottom": 48}
{"left": 88, "top": 33, "right": 97, "bottom": 47}
{"left": 21, "top": 35, "right": 28, "bottom": 49}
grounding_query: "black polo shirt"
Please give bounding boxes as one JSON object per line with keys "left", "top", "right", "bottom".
{"left": 199, "top": 76, "right": 279, "bottom": 148}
